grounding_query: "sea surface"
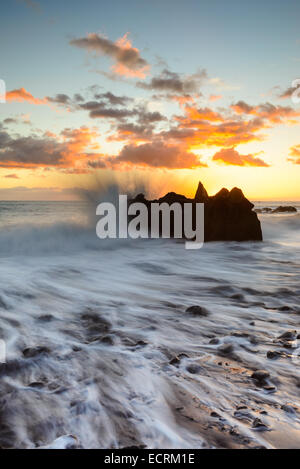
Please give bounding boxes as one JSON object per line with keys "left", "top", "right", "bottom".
{"left": 0, "top": 199, "right": 299, "bottom": 449}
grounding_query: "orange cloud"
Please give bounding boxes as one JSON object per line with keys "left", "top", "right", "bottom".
{"left": 99, "top": 141, "right": 207, "bottom": 170}
{"left": 212, "top": 147, "right": 269, "bottom": 167}
{"left": 209, "top": 94, "right": 222, "bottom": 102}
{"left": 288, "top": 144, "right": 300, "bottom": 164}
{"left": 6, "top": 88, "right": 48, "bottom": 105}
{"left": 231, "top": 100, "right": 300, "bottom": 124}
{"left": 0, "top": 126, "right": 102, "bottom": 172}
{"left": 70, "top": 32, "right": 150, "bottom": 79}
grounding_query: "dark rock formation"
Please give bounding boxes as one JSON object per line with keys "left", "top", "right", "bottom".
{"left": 272, "top": 206, "right": 297, "bottom": 213}
{"left": 129, "top": 181, "right": 263, "bottom": 242}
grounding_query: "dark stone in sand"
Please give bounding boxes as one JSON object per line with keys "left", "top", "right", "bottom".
{"left": 263, "top": 385, "right": 276, "bottom": 393}
{"left": 267, "top": 350, "right": 282, "bottom": 360}
{"left": 272, "top": 206, "right": 297, "bottom": 213}
{"left": 281, "top": 405, "right": 296, "bottom": 414}
{"left": 22, "top": 346, "right": 50, "bottom": 358}
{"left": 186, "top": 305, "right": 210, "bottom": 317}
{"left": 170, "top": 353, "right": 189, "bottom": 366}
{"left": 37, "top": 314, "right": 54, "bottom": 322}
{"left": 277, "top": 330, "right": 297, "bottom": 341}
{"left": 100, "top": 335, "right": 115, "bottom": 345}
{"left": 278, "top": 306, "right": 292, "bottom": 312}
{"left": 209, "top": 338, "right": 220, "bottom": 345}
{"left": 169, "top": 356, "right": 181, "bottom": 365}
{"left": 251, "top": 370, "right": 270, "bottom": 382}
{"left": 129, "top": 181, "right": 263, "bottom": 242}
{"left": 233, "top": 410, "right": 253, "bottom": 422}
{"left": 121, "top": 337, "right": 148, "bottom": 348}
{"left": 186, "top": 364, "right": 202, "bottom": 374}
{"left": 210, "top": 411, "right": 221, "bottom": 418}
{"left": 252, "top": 418, "right": 269, "bottom": 431}
{"left": 28, "top": 382, "right": 45, "bottom": 389}
{"left": 230, "top": 293, "right": 245, "bottom": 301}
{"left": 218, "top": 343, "right": 234, "bottom": 355}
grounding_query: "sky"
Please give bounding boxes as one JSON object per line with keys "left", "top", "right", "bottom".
{"left": 0, "top": 0, "right": 300, "bottom": 201}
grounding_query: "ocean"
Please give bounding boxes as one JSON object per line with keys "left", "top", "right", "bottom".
{"left": 0, "top": 199, "right": 299, "bottom": 448}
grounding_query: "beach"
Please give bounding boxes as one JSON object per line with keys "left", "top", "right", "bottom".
{"left": 0, "top": 201, "right": 299, "bottom": 448}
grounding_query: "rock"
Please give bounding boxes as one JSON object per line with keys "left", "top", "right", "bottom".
{"left": 169, "top": 356, "right": 181, "bottom": 366}
{"left": 185, "top": 305, "right": 210, "bottom": 317}
{"left": 230, "top": 293, "right": 245, "bottom": 301}
{"left": 277, "top": 330, "right": 297, "bottom": 341}
{"left": 100, "top": 335, "right": 114, "bottom": 345}
{"left": 186, "top": 364, "right": 202, "bottom": 374}
{"left": 251, "top": 370, "right": 270, "bottom": 382}
{"left": 218, "top": 343, "right": 234, "bottom": 355}
{"left": 267, "top": 350, "right": 282, "bottom": 360}
{"left": 210, "top": 411, "right": 221, "bottom": 418}
{"left": 278, "top": 306, "right": 292, "bottom": 312}
{"left": 281, "top": 405, "right": 296, "bottom": 414}
{"left": 22, "top": 346, "right": 50, "bottom": 358}
{"left": 252, "top": 418, "right": 269, "bottom": 431}
{"left": 37, "top": 314, "right": 54, "bottom": 322}
{"left": 255, "top": 207, "right": 272, "bottom": 214}
{"left": 209, "top": 338, "right": 220, "bottom": 345}
{"left": 129, "top": 181, "right": 263, "bottom": 242}
{"left": 169, "top": 353, "right": 188, "bottom": 366}
{"left": 263, "top": 385, "right": 276, "bottom": 393}
{"left": 272, "top": 206, "right": 297, "bottom": 213}
{"left": 194, "top": 181, "right": 209, "bottom": 203}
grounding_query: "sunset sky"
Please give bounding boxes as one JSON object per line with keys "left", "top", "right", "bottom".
{"left": 1, "top": 0, "right": 300, "bottom": 201}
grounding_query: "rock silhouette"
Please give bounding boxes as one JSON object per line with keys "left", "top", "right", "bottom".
{"left": 129, "top": 181, "right": 263, "bottom": 242}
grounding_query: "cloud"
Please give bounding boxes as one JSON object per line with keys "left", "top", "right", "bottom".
{"left": 94, "top": 91, "right": 131, "bottom": 106}
{"left": 231, "top": 100, "right": 300, "bottom": 124}
{"left": 278, "top": 82, "right": 300, "bottom": 100}
{"left": 47, "top": 94, "right": 71, "bottom": 105}
{"left": 209, "top": 94, "right": 222, "bottom": 102}
{"left": 80, "top": 100, "right": 135, "bottom": 119}
{"left": 18, "top": 0, "right": 41, "bottom": 12}
{"left": 109, "top": 141, "right": 206, "bottom": 169}
{"left": 212, "top": 147, "right": 269, "bottom": 167}
{"left": 6, "top": 88, "right": 48, "bottom": 105}
{"left": 4, "top": 115, "right": 31, "bottom": 126}
{"left": 0, "top": 126, "right": 102, "bottom": 171}
{"left": 70, "top": 32, "right": 149, "bottom": 78}
{"left": 4, "top": 173, "right": 20, "bottom": 179}
{"left": 3, "top": 118, "right": 18, "bottom": 125}
{"left": 288, "top": 144, "right": 300, "bottom": 164}
{"left": 137, "top": 69, "right": 207, "bottom": 94}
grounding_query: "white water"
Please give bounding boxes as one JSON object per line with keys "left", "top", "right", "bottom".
{"left": 0, "top": 202, "right": 299, "bottom": 449}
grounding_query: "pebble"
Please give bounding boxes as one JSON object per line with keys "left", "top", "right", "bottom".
{"left": 278, "top": 330, "right": 297, "bottom": 341}
{"left": 252, "top": 418, "right": 269, "bottom": 431}
{"left": 218, "top": 343, "right": 234, "bottom": 355}
{"left": 281, "top": 405, "right": 296, "bottom": 414}
{"left": 267, "top": 350, "right": 282, "bottom": 360}
{"left": 186, "top": 364, "right": 202, "bottom": 374}
{"left": 185, "top": 305, "right": 210, "bottom": 317}
{"left": 251, "top": 370, "right": 270, "bottom": 382}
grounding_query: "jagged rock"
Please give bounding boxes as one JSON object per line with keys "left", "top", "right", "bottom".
{"left": 129, "top": 181, "right": 263, "bottom": 242}
{"left": 272, "top": 206, "right": 297, "bottom": 213}
{"left": 194, "top": 181, "right": 209, "bottom": 203}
